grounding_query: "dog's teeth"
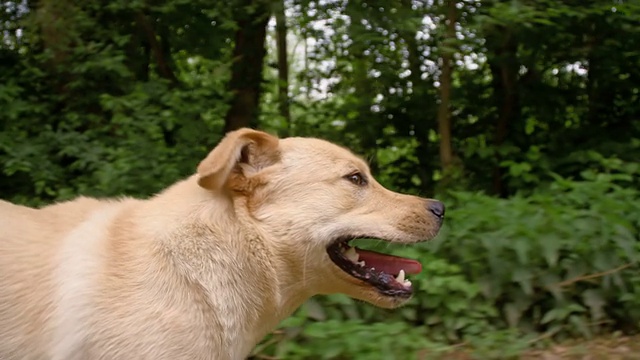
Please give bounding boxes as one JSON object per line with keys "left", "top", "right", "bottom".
{"left": 357, "top": 260, "right": 366, "bottom": 267}
{"left": 395, "top": 270, "right": 405, "bottom": 283}
{"left": 403, "top": 279, "right": 412, "bottom": 287}
{"left": 344, "top": 247, "right": 359, "bottom": 262}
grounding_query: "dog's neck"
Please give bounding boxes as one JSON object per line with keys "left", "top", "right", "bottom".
{"left": 228, "top": 196, "right": 317, "bottom": 344}
{"left": 143, "top": 177, "right": 316, "bottom": 357}
{"left": 166, "top": 219, "right": 313, "bottom": 357}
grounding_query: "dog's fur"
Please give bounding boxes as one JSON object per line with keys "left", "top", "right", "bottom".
{"left": 0, "top": 129, "right": 442, "bottom": 359}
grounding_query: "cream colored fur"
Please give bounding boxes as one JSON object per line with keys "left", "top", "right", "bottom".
{"left": 0, "top": 129, "right": 442, "bottom": 359}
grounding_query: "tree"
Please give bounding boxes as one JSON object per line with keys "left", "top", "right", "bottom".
{"left": 224, "top": 0, "right": 271, "bottom": 132}
{"left": 436, "top": 0, "right": 457, "bottom": 180}
{"left": 274, "top": 0, "right": 292, "bottom": 135}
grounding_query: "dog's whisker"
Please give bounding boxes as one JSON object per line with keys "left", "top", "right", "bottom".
{"left": 301, "top": 242, "right": 313, "bottom": 288}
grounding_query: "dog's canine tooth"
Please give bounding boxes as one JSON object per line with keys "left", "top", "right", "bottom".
{"left": 344, "top": 247, "right": 359, "bottom": 262}
{"left": 395, "top": 270, "right": 405, "bottom": 283}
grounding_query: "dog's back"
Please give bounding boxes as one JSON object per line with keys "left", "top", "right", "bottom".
{"left": 0, "top": 198, "right": 108, "bottom": 359}
{"left": 0, "top": 194, "right": 234, "bottom": 360}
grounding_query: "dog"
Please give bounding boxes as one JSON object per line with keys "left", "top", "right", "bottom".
{"left": 0, "top": 128, "right": 444, "bottom": 359}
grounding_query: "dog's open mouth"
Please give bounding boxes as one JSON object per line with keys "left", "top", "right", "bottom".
{"left": 327, "top": 238, "right": 422, "bottom": 298}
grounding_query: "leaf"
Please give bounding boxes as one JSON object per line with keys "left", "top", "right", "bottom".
{"left": 569, "top": 315, "right": 592, "bottom": 338}
{"left": 583, "top": 289, "right": 606, "bottom": 323}
{"left": 503, "top": 302, "right": 522, "bottom": 328}
{"left": 512, "top": 267, "right": 534, "bottom": 296}
{"left": 304, "top": 298, "right": 327, "bottom": 321}
{"left": 539, "top": 235, "right": 562, "bottom": 267}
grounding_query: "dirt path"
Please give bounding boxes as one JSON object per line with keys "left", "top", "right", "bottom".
{"left": 434, "top": 335, "right": 640, "bottom": 360}
{"left": 521, "top": 335, "right": 640, "bottom": 360}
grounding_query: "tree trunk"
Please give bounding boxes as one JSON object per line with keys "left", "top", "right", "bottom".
{"left": 437, "top": 0, "right": 456, "bottom": 175}
{"left": 223, "top": 0, "right": 271, "bottom": 133}
{"left": 35, "top": 0, "right": 74, "bottom": 67}
{"left": 135, "top": 12, "right": 179, "bottom": 86}
{"left": 274, "top": 0, "right": 292, "bottom": 136}
{"left": 126, "top": 21, "right": 151, "bottom": 82}
{"left": 488, "top": 28, "right": 519, "bottom": 198}
{"left": 398, "top": 0, "right": 436, "bottom": 194}
{"left": 344, "top": 0, "right": 379, "bottom": 171}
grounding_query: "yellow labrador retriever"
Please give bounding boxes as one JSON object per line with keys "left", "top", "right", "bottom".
{"left": 0, "top": 128, "right": 444, "bottom": 360}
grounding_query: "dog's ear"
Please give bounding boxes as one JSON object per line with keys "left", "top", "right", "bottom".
{"left": 197, "top": 128, "right": 280, "bottom": 191}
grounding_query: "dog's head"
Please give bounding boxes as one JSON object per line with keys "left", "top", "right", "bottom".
{"left": 197, "top": 128, "right": 444, "bottom": 308}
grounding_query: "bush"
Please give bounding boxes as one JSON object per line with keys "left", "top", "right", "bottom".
{"left": 438, "top": 173, "right": 640, "bottom": 339}
{"left": 0, "top": 76, "right": 228, "bottom": 205}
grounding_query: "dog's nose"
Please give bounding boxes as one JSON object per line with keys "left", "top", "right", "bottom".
{"left": 427, "top": 201, "right": 445, "bottom": 220}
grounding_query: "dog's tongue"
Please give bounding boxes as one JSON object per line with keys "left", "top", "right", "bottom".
{"left": 355, "top": 248, "right": 422, "bottom": 275}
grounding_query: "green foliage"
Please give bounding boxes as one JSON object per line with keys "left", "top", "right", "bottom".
{"left": 0, "top": 0, "right": 233, "bottom": 204}
{"left": 439, "top": 175, "right": 640, "bottom": 338}
{"left": 258, "top": 320, "right": 441, "bottom": 359}
{"left": 0, "top": 75, "right": 228, "bottom": 203}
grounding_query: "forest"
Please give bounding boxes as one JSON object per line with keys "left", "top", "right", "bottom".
{"left": 1, "top": 0, "right": 639, "bottom": 358}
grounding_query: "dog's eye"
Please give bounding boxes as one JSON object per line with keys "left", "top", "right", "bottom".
{"left": 345, "top": 172, "right": 367, "bottom": 186}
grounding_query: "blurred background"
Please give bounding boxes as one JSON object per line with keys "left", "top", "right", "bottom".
{"left": 1, "top": 0, "right": 639, "bottom": 358}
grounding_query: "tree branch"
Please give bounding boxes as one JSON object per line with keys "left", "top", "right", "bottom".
{"left": 554, "top": 263, "right": 633, "bottom": 288}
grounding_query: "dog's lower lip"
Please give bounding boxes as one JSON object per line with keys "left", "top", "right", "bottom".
{"left": 326, "top": 239, "right": 418, "bottom": 297}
